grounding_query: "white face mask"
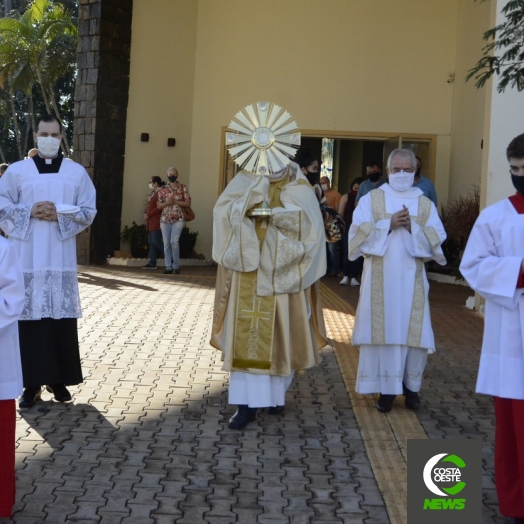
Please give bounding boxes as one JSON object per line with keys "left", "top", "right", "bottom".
{"left": 149, "top": 183, "right": 154, "bottom": 190}
{"left": 320, "top": 184, "right": 328, "bottom": 191}
{"left": 388, "top": 170, "right": 415, "bottom": 192}
{"left": 37, "top": 136, "right": 61, "bottom": 158}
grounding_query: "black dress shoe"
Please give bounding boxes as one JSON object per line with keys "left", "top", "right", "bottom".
{"left": 266, "top": 406, "right": 285, "bottom": 415}
{"left": 228, "top": 405, "right": 257, "bottom": 429}
{"left": 46, "top": 384, "right": 72, "bottom": 402}
{"left": 403, "top": 383, "right": 421, "bottom": 410}
{"left": 376, "top": 394, "right": 396, "bottom": 413}
{"left": 19, "top": 386, "right": 42, "bottom": 408}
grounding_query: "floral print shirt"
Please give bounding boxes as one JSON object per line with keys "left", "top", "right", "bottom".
{"left": 157, "top": 183, "right": 191, "bottom": 223}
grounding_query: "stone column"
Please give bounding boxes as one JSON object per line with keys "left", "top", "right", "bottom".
{"left": 73, "top": 0, "right": 133, "bottom": 264}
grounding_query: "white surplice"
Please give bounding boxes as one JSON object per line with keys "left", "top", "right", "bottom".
{"left": 460, "top": 198, "right": 524, "bottom": 399}
{"left": 0, "top": 158, "right": 96, "bottom": 320}
{"left": 0, "top": 237, "right": 25, "bottom": 400}
{"left": 348, "top": 184, "right": 446, "bottom": 394}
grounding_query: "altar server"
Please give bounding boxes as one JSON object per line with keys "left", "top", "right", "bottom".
{"left": 0, "top": 114, "right": 96, "bottom": 409}
{"left": 460, "top": 133, "right": 524, "bottom": 523}
{"left": 0, "top": 238, "right": 25, "bottom": 518}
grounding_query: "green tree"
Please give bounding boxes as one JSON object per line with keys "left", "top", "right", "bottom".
{"left": 0, "top": 0, "right": 77, "bottom": 158}
{"left": 468, "top": 0, "right": 524, "bottom": 92}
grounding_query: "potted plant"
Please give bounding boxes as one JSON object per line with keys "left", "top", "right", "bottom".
{"left": 180, "top": 226, "right": 199, "bottom": 259}
{"left": 121, "top": 221, "right": 149, "bottom": 258}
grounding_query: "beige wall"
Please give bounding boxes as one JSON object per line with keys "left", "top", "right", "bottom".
{"left": 121, "top": 0, "right": 198, "bottom": 233}
{"left": 123, "top": 0, "right": 472, "bottom": 258}
{"left": 448, "top": 0, "right": 490, "bottom": 204}
{"left": 481, "top": 0, "right": 524, "bottom": 209}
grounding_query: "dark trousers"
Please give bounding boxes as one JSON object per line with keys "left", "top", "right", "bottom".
{"left": 494, "top": 396, "right": 524, "bottom": 518}
{"left": 342, "top": 234, "right": 364, "bottom": 278}
{"left": 18, "top": 318, "right": 82, "bottom": 387}
{"left": 147, "top": 229, "right": 164, "bottom": 266}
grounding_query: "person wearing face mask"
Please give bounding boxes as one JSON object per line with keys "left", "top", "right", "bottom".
{"left": 460, "top": 133, "right": 524, "bottom": 524}
{"left": 355, "top": 162, "right": 385, "bottom": 202}
{"left": 413, "top": 156, "right": 438, "bottom": 207}
{"left": 338, "top": 177, "right": 363, "bottom": 286}
{"left": 0, "top": 114, "right": 97, "bottom": 409}
{"left": 320, "top": 176, "right": 342, "bottom": 277}
{"left": 157, "top": 167, "right": 192, "bottom": 274}
{"left": 298, "top": 151, "right": 325, "bottom": 204}
{"left": 348, "top": 149, "right": 446, "bottom": 414}
{"left": 142, "top": 176, "right": 166, "bottom": 269}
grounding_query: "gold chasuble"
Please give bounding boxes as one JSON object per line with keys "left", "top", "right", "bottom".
{"left": 232, "top": 179, "right": 286, "bottom": 369}
{"left": 211, "top": 164, "right": 330, "bottom": 377}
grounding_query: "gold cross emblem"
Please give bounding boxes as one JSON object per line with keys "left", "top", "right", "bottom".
{"left": 241, "top": 299, "right": 271, "bottom": 330}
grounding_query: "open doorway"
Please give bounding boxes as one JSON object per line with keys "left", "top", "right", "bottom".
{"left": 299, "top": 135, "right": 434, "bottom": 195}
{"left": 219, "top": 128, "right": 436, "bottom": 193}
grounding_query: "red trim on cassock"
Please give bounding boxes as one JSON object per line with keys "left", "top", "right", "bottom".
{"left": 0, "top": 400, "right": 16, "bottom": 518}
{"left": 509, "top": 193, "right": 524, "bottom": 288}
{"left": 494, "top": 396, "right": 524, "bottom": 518}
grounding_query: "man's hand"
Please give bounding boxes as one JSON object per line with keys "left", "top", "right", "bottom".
{"left": 31, "top": 201, "right": 57, "bottom": 221}
{"left": 390, "top": 205, "right": 411, "bottom": 231}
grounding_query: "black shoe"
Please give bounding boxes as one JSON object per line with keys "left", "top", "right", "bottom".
{"left": 46, "top": 384, "right": 72, "bottom": 402}
{"left": 19, "top": 386, "right": 42, "bottom": 408}
{"left": 403, "top": 383, "right": 420, "bottom": 410}
{"left": 506, "top": 518, "right": 524, "bottom": 524}
{"left": 228, "top": 405, "right": 257, "bottom": 429}
{"left": 376, "top": 394, "right": 396, "bottom": 413}
{"left": 266, "top": 405, "right": 285, "bottom": 415}
{"left": 173, "top": 268, "right": 181, "bottom": 275}
{"left": 141, "top": 264, "right": 157, "bottom": 269}
{"left": 163, "top": 269, "right": 173, "bottom": 274}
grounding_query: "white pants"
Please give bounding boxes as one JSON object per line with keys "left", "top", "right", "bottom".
{"left": 229, "top": 371, "right": 294, "bottom": 408}
{"left": 356, "top": 344, "right": 428, "bottom": 395}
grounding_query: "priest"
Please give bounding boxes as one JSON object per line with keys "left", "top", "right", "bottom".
{"left": 0, "top": 114, "right": 97, "bottom": 409}
{"left": 348, "top": 148, "right": 446, "bottom": 413}
{"left": 211, "top": 160, "right": 329, "bottom": 429}
{"left": 460, "top": 133, "right": 524, "bottom": 524}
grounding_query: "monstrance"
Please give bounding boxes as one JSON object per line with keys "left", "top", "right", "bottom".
{"left": 225, "top": 102, "right": 301, "bottom": 217}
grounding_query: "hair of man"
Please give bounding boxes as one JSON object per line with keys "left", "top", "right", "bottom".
{"left": 507, "top": 133, "right": 524, "bottom": 160}
{"left": 36, "top": 114, "right": 63, "bottom": 134}
{"left": 387, "top": 148, "right": 417, "bottom": 171}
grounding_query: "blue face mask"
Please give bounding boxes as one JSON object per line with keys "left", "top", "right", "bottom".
{"left": 511, "top": 174, "right": 524, "bottom": 196}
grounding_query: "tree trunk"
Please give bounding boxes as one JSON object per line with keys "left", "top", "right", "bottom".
{"left": 4, "top": 0, "right": 12, "bottom": 17}
{"left": 9, "top": 95, "right": 23, "bottom": 159}
{"left": 29, "top": 94, "right": 36, "bottom": 146}
{"left": 0, "top": 143, "right": 6, "bottom": 164}
{"left": 51, "top": 89, "right": 71, "bottom": 156}
{"left": 34, "top": 67, "right": 53, "bottom": 115}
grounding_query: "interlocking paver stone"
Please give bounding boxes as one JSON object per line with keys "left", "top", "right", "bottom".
{"left": 0, "top": 266, "right": 499, "bottom": 523}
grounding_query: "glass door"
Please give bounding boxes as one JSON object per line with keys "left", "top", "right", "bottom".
{"left": 383, "top": 136, "right": 401, "bottom": 170}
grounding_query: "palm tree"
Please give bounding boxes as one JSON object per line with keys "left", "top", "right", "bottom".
{"left": 0, "top": 0, "right": 77, "bottom": 156}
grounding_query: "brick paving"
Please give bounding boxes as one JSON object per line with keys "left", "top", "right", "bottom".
{"left": 0, "top": 266, "right": 500, "bottom": 523}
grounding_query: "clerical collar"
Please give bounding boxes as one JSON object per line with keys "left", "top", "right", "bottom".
{"left": 32, "top": 151, "right": 64, "bottom": 174}
{"left": 509, "top": 191, "right": 524, "bottom": 214}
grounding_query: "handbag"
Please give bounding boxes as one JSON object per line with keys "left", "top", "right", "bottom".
{"left": 320, "top": 203, "right": 345, "bottom": 243}
{"left": 181, "top": 205, "right": 195, "bottom": 222}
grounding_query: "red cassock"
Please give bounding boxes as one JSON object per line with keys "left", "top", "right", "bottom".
{"left": 0, "top": 400, "right": 16, "bottom": 517}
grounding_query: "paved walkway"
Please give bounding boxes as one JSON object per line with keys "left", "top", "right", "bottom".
{"left": 0, "top": 265, "right": 500, "bottom": 523}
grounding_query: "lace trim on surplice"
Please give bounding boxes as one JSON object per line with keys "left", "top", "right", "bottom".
{"left": 21, "top": 270, "right": 81, "bottom": 320}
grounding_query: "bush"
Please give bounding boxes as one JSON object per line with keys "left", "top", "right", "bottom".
{"left": 437, "top": 186, "right": 480, "bottom": 277}
{"left": 180, "top": 227, "right": 199, "bottom": 259}
{"left": 121, "top": 222, "right": 148, "bottom": 258}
